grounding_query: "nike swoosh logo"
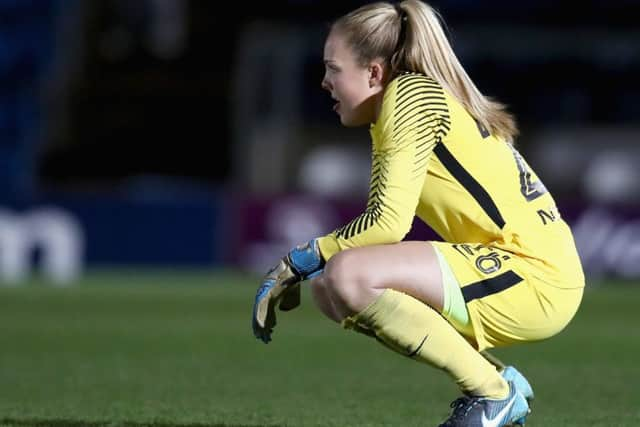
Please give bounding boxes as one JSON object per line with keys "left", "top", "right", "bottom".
{"left": 480, "top": 393, "right": 517, "bottom": 427}
{"left": 407, "top": 334, "right": 429, "bottom": 358}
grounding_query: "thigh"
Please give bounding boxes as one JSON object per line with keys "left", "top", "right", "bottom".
{"left": 433, "top": 241, "right": 584, "bottom": 351}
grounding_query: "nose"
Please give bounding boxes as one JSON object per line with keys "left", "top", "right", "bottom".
{"left": 321, "top": 73, "right": 331, "bottom": 91}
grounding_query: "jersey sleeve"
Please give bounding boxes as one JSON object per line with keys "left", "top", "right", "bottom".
{"left": 317, "top": 75, "right": 450, "bottom": 260}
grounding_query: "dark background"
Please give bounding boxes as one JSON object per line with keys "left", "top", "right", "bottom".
{"left": 1, "top": 0, "right": 640, "bottom": 281}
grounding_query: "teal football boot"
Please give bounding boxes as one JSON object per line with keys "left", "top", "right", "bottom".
{"left": 501, "top": 366, "right": 534, "bottom": 425}
{"left": 438, "top": 381, "right": 530, "bottom": 427}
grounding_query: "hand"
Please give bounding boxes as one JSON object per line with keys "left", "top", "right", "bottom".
{"left": 252, "top": 259, "right": 300, "bottom": 343}
{"left": 252, "top": 240, "right": 324, "bottom": 343}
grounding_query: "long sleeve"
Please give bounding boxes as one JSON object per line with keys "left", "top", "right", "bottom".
{"left": 318, "top": 74, "right": 450, "bottom": 260}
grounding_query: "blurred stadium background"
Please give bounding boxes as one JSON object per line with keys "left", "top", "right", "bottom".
{"left": 1, "top": 1, "right": 639, "bottom": 426}
{"left": 2, "top": 0, "right": 640, "bottom": 282}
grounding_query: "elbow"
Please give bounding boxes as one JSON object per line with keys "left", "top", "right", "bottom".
{"left": 381, "top": 216, "right": 413, "bottom": 244}
{"left": 392, "top": 224, "right": 412, "bottom": 243}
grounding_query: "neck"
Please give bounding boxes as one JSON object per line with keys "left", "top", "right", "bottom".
{"left": 372, "top": 88, "right": 387, "bottom": 124}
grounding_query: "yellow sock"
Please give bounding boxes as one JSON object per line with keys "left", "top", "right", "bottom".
{"left": 342, "top": 289, "right": 508, "bottom": 399}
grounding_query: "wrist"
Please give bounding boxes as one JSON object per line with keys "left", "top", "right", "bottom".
{"left": 287, "top": 239, "right": 325, "bottom": 279}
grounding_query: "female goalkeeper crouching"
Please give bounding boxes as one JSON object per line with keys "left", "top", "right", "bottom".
{"left": 252, "top": 1, "right": 584, "bottom": 426}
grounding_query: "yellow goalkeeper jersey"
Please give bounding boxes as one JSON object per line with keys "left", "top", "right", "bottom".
{"left": 317, "top": 72, "right": 583, "bottom": 287}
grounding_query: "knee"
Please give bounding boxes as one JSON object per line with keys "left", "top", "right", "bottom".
{"left": 323, "top": 250, "right": 377, "bottom": 313}
{"left": 309, "top": 274, "right": 330, "bottom": 304}
{"left": 323, "top": 250, "right": 357, "bottom": 293}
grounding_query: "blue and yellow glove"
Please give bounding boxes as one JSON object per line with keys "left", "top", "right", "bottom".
{"left": 252, "top": 239, "right": 324, "bottom": 343}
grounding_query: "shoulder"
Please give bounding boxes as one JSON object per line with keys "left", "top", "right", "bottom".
{"left": 378, "top": 72, "right": 449, "bottom": 128}
{"left": 387, "top": 72, "right": 443, "bottom": 96}
{"left": 382, "top": 72, "right": 448, "bottom": 115}
{"left": 372, "top": 72, "right": 450, "bottom": 149}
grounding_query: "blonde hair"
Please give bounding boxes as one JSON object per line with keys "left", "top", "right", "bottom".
{"left": 331, "top": 0, "right": 518, "bottom": 142}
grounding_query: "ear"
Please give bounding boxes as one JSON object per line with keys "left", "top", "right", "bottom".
{"left": 368, "top": 61, "right": 386, "bottom": 88}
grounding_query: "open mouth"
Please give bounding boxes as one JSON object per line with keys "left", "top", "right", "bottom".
{"left": 333, "top": 101, "right": 340, "bottom": 111}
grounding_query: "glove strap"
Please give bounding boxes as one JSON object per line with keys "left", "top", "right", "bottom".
{"left": 287, "top": 239, "right": 325, "bottom": 279}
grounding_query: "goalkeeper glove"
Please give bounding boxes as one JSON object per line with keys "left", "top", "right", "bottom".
{"left": 252, "top": 239, "right": 324, "bottom": 343}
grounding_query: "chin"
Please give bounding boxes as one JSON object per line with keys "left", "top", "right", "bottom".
{"left": 340, "top": 117, "right": 356, "bottom": 127}
{"left": 340, "top": 114, "right": 368, "bottom": 127}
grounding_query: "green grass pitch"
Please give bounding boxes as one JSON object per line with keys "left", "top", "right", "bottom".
{"left": 0, "top": 269, "right": 638, "bottom": 427}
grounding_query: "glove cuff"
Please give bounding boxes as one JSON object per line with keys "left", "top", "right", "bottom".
{"left": 287, "top": 239, "right": 325, "bottom": 279}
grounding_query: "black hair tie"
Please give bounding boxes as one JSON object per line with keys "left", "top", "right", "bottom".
{"left": 394, "top": 4, "right": 408, "bottom": 52}
{"left": 394, "top": 4, "right": 408, "bottom": 22}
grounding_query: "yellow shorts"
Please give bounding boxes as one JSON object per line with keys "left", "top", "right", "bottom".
{"left": 431, "top": 241, "right": 584, "bottom": 352}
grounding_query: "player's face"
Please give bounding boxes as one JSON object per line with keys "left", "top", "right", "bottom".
{"left": 321, "top": 31, "right": 379, "bottom": 127}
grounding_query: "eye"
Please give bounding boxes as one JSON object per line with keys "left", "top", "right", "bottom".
{"left": 325, "top": 63, "right": 340, "bottom": 73}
